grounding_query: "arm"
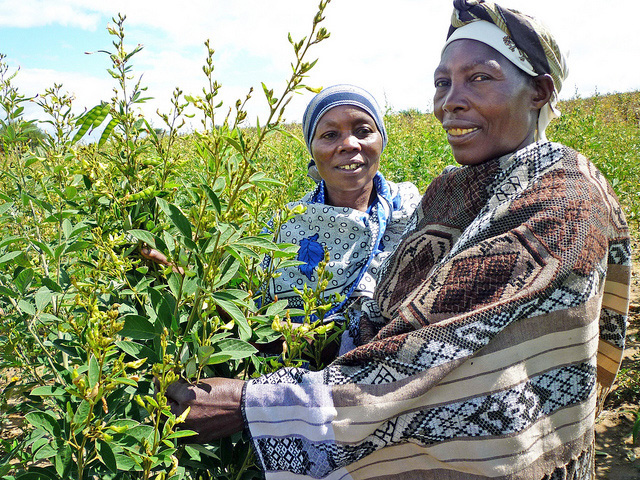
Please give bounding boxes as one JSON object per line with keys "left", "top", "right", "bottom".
{"left": 165, "top": 377, "right": 245, "bottom": 443}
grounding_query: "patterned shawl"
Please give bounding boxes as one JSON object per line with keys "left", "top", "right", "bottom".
{"left": 261, "top": 172, "right": 420, "bottom": 321}
{"left": 244, "top": 141, "right": 631, "bottom": 479}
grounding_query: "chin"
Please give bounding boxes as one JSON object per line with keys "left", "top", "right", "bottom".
{"left": 452, "top": 152, "right": 489, "bottom": 166}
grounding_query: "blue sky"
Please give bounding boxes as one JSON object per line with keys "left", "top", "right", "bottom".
{"left": 1, "top": 0, "right": 638, "bottom": 131}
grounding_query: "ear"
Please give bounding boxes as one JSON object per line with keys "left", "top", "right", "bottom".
{"left": 531, "top": 74, "right": 554, "bottom": 109}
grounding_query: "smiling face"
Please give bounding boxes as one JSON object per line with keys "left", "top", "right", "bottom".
{"left": 434, "top": 39, "right": 541, "bottom": 166}
{"left": 310, "top": 105, "right": 383, "bottom": 210}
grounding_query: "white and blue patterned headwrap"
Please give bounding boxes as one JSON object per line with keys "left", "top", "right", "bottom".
{"left": 302, "top": 84, "right": 388, "bottom": 153}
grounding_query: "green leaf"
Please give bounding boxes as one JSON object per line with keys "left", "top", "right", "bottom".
{"left": 210, "top": 255, "right": 241, "bottom": 290}
{"left": 30, "top": 386, "right": 66, "bottom": 397}
{"left": 266, "top": 299, "right": 290, "bottom": 316}
{"left": 216, "top": 338, "right": 258, "bottom": 360}
{"left": 88, "top": 355, "right": 99, "bottom": 388}
{"left": 227, "top": 244, "right": 261, "bottom": 262}
{"left": 64, "top": 185, "right": 78, "bottom": 200}
{"left": 223, "top": 135, "right": 244, "bottom": 154}
{"left": 114, "top": 453, "right": 139, "bottom": 471}
{"left": 18, "top": 299, "right": 36, "bottom": 316}
{"left": 55, "top": 441, "right": 72, "bottom": 477}
{"left": 212, "top": 176, "right": 226, "bottom": 194}
{"left": 128, "top": 229, "right": 157, "bottom": 248}
{"left": 73, "top": 399, "right": 92, "bottom": 427}
{"left": 149, "top": 287, "right": 174, "bottom": 330}
{"left": 64, "top": 241, "right": 93, "bottom": 254}
{"left": 0, "top": 235, "right": 24, "bottom": 249}
{"left": 0, "top": 284, "right": 17, "bottom": 298}
{"left": 52, "top": 339, "right": 85, "bottom": 359}
{"left": 32, "top": 440, "right": 57, "bottom": 462}
{"left": 165, "top": 429, "right": 197, "bottom": 440}
{"left": 202, "top": 184, "right": 222, "bottom": 215}
{"left": 205, "top": 353, "right": 233, "bottom": 365}
{"left": 235, "top": 235, "right": 278, "bottom": 251}
{"left": 41, "top": 276, "right": 62, "bottom": 293}
{"left": 116, "top": 340, "right": 158, "bottom": 362}
{"left": 0, "top": 201, "right": 13, "bottom": 215}
{"left": 211, "top": 292, "right": 251, "bottom": 341}
{"left": 215, "top": 289, "right": 250, "bottom": 301}
{"left": 156, "top": 197, "right": 192, "bottom": 240}
{"left": 35, "top": 286, "right": 53, "bottom": 311}
{"left": 62, "top": 218, "right": 72, "bottom": 239}
{"left": 185, "top": 443, "right": 220, "bottom": 460}
{"left": 248, "top": 171, "right": 285, "bottom": 188}
{"left": 0, "top": 250, "right": 22, "bottom": 265}
{"left": 97, "top": 440, "right": 118, "bottom": 472}
{"left": 185, "top": 357, "right": 197, "bottom": 378}
{"left": 113, "top": 377, "right": 138, "bottom": 386}
{"left": 167, "top": 273, "right": 181, "bottom": 300}
{"left": 119, "top": 315, "right": 156, "bottom": 340}
{"left": 15, "top": 467, "right": 58, "bottom": 479}
{"left": 25, "top": 411, "right": 61, "bottom": 437}
{"left": 125, "top": 424, "right": 155, "bottom": 442}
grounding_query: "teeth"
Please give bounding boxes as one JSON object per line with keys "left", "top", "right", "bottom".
{"left": 448, "top": 127, "right": 478, "bottom": 136}
{"left": 338, "top": 163, "right": 360, "bottom": 170}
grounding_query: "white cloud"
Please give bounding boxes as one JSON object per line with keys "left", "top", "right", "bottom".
{"left": 0, "top": 0, "right": 101, "bottom": 29}
{"left": 3, "top": 0, "right": 639, "bottom": 129}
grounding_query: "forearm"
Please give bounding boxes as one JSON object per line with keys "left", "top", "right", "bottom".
{"left": 166, "top": 377, "right": 245, "bottom": 444}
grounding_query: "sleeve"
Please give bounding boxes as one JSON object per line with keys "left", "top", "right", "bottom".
{"left": 243, "top": 151, "right": 631, "bottom": 479}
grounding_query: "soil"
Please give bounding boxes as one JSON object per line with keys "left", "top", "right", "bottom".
{"left": 594, "top": 237, "right": 640, "bottom": 479}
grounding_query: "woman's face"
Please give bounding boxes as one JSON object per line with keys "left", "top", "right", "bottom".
{"left": 311, "top": 105, "right": 382, "bottom": 201}
{"left": 433, "top": 39, "right": 539, "bottom": 165}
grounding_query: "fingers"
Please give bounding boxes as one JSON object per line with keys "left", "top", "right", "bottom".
{"left": 140, "top": 245, "right": 185, "bottom": 274}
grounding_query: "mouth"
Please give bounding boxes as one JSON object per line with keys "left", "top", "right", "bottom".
{"left": 447, "top": 127, "right": 479, "bottom": 137}
{"left": 337, "top": 163, "right": 362, "bottom": 171}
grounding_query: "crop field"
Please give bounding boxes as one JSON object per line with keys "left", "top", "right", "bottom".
{"left": 1, "top": 6, "right": 639, "bottom": 480}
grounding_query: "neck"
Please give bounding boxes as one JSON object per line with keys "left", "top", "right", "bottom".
{"left": 325, "top": 184, "right": 376, "bottom": 212}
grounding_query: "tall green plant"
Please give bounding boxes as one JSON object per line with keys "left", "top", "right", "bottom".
{"left": 1, "top": 2, "right": 337, "bottom": 479}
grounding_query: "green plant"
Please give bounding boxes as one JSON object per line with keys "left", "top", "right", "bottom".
{"left": 0, "top": 2, "right": 337, "bottom": 479}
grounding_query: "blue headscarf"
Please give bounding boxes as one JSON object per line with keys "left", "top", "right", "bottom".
{"left": 302, "top": 84, "right": 388, "bottom": 153}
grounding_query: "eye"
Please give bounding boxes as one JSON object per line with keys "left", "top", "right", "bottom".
{"left": 470, "top": 73, "right": 490, "bottom": 82}
{"left": 434, "top": 78, "right": 450, "bottom": 88}
{"left": 355, "top": 125, "right": 374, "bottom": 137}
{"left": 319, "top": 130, "right": 337, "bottom": 140}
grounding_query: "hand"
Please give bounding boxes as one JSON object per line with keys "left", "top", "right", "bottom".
{"left": 140, "top": 244, "right": 184, "bottom": 274}
{"left": 164, "top": 377, "right": 245, "bottom": 443}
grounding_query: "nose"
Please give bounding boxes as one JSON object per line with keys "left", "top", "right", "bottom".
{"left": 441, "top": 82, "right": 467, "bottom": 114}
{"left": 339, "top": 133, "right": 361, "bottom": 151}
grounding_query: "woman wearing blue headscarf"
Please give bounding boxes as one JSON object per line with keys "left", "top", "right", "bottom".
{"left": 260, "top": 84, "right": 420, "bottom": 322}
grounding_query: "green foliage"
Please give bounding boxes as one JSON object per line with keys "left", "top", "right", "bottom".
{"left": 547, "top": 91, "right": 640, "bottom": 230}
{"left": 0, "top": 2, "right": 335, "bottom": 479}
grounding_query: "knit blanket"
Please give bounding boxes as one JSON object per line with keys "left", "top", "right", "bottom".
{"left": 260, "top": 172, "right": 420, "bottom": 320}
{"left": 244, "top": 141, "right": 631, "bottom": 479}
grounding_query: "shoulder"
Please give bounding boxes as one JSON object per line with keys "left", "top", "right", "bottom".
{"left": 386, "top": 179, "right": 420, "bottom": 202}
{"left": 383, "top": 179, "right": 420, "bottom": 214}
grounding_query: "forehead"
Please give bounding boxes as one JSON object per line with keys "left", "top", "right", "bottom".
{"left": 436, "top": 39, "right": 513, "bottom": 72}
{"left": 316, "top": 105, "right": 375, "bottom": 126}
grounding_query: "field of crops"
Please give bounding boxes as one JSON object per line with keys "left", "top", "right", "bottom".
{"left": 1, "top": 6, "right": 639, "bottom": 480}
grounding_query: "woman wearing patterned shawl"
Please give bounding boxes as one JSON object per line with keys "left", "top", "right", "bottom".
{"left": 260, "top": 84, "right": 420, "bottom": 322}
{"left": 166, "top": 2, "right": 631, "bottom": 479}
